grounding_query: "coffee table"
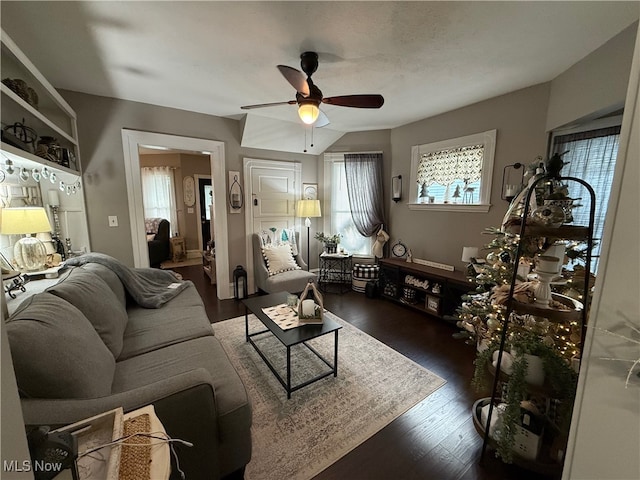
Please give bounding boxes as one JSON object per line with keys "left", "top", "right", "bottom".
{"left": 242, "top": 292, "right": 342, "bottom": 398}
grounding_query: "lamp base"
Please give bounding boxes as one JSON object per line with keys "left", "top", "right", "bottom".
{"left": 13, "top": 235, "right": 47, "bottom": 272}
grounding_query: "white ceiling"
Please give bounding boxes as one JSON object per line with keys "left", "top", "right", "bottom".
{"left": 2, "top": 1, "right": 638, "bottom": 154}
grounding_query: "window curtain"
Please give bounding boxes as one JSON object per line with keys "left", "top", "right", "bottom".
{"left": 141, "top": 166, "right": 178, "bottom": 236}
{"left": 344, "top": 153, "right": 386, "bottom": 237}
{"left": 553, "top": 126, "right": 620, "bottom": 272}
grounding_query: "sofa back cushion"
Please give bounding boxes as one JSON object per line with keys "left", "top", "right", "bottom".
{"left": 77, "top": 263, "right": 127, "bottom": 309}
{"left": 47, "top": 268, "right": 128, "bottom": 357}
{"left": 6, "top": 293, "right": 115, "bottom": 399}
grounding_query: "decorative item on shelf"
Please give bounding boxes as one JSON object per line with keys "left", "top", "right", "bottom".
{"left": 298, "top": 280, "right": 323, "bottom": 323}
{"left": 391, "top": 175, "right": 402, "bottom": 202}
{"left": 35, "top": 136, "right": 61, "bottom": 164}
{"left": 501, "top": 163, "right": 525, "bottom": 201}
{"left": 228, "top": 171, "right": 243, "bottom": 213}
{"left": 431, "top": 283, "right": 441, "bottom": 294}
{"left": 2, "top": 120, "right": 38, "bottom": 153}
{"left": 402, "top": 287, "right": 416, "bottom": 304}
{"left": 2, "top": 78, "right": 39, "bottom": 108}
{"left": 0, "top": 207, "right": 52, "bottom": 271}
{"left": 452, "top": 184, "right": 461, "bottom": 203}
{"left": 406, "top": 248, "right": 413, "bottom": 263}
{"left": 462, "top": 178, "right": 476, "bottom": 204}
{"left": 233, "top": 265, "right": 248, "bottom": 300}
{"left": 530, "top": 204, "right": 565, "bottom": 228}
{"left": 391, "top": 239, "right": 407, "bottom": 258}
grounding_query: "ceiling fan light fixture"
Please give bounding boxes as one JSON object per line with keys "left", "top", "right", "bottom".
{"left": 298, "top": 101, "right": 319, "bottom": 125}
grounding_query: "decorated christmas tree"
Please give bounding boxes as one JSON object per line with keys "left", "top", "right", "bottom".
{"left": 455, "top": 158, "right": 594, "bottom": 362}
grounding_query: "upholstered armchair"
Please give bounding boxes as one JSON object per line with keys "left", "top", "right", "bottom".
{"left": 146, "top": 218, "right": 171, "bottom": 267}
{"left": 252, "top": 232, "right": 317, "bottom": 294}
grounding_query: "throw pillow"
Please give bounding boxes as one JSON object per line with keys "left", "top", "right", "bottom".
{"left": 262, "top": 244, "right": 301, "bottom": 276}
{"left": 6, "top": 292, "right": 116, "bottom": 399}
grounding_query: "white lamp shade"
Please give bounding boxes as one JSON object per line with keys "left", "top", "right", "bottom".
{"left": 295, "top": 200, "right": 322, "bottom": 218}
{"left": 298, "top": 103, "right": 320, "bottom": 125}
{"left": 461, "top": 246, "right": 479, "bottom": 263}
{"left": 1, "top": 207, "right": 52, "bottom": 235}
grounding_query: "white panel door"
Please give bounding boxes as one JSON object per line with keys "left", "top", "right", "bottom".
{"left": 251, "top": 166, "right": 296, "bottom": 233}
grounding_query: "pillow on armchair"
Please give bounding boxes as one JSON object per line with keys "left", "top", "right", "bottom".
{"left": 262, "top": 244, "right": 301, "bottom": 276}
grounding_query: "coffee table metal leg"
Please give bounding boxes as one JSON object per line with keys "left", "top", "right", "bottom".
{"left": 334, "top": 330, "right": 339, "bottom": 377}
{"left": 287, "top": 346, "right": 292, "bottom": 399}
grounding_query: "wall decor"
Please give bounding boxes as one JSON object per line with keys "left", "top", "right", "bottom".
{"left": 302, "top": 183, "right": 318, "bottom": 200}
{"left": 183, "top": 175, "right": 195, "bottom": 206}
{"left": 228, "top": 171, "right": 243, "bottom": 214}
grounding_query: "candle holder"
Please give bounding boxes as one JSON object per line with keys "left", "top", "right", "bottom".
{"left": 533, "top": 270, "right": 556, "bottom": 307}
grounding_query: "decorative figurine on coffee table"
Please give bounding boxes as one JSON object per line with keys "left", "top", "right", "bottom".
{"left": 298, "top": 280, "right": 323, "bottom": 324}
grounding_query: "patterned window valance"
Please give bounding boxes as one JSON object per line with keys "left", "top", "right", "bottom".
{"left": 417, "top": 144, "right": 484, "bottom": 187}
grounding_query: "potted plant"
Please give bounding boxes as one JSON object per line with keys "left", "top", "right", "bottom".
{"left": 314, "top": 232, "right": 341, "bottom": 254}
{"left": 472, "top": 330, "right": 578, "bottom": 463}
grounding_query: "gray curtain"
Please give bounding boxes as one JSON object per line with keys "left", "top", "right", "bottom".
{"left": 344, "top": 153, "right": 386, "bottom": 237}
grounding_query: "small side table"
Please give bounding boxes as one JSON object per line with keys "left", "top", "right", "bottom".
{"left": 170, "top": 236, "right": 187, "bottom": 262}
{"left": 319, "top": 253, "right": 353, "bottom": 294}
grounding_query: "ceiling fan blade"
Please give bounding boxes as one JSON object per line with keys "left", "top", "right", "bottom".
{"left": 277, "top": 65, "right": 310, "bottom": 96}
{"left": 322, "top": 94, "right": 384, "bottom": 109}
{"left": 315, "top": 110, "right": 330, "bottom": 128}
{"left": 241, "top": 100, "right": 297, "bottom": 110}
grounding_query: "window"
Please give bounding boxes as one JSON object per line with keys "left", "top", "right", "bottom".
{"left": 324, "top": 154, "right": 372, "bottom": 256}
{"left": 552, "top": 120, "right": 621, "bottom": 273}
{"left": 141, "top": 166, "right": 178, "bottom": 235}
{"left": 409, "top": 130, "right": 496, "bottom": 212}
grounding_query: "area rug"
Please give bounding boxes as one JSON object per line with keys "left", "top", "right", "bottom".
{"left": 213, "top": 311, "right": 446, "bottom": 480}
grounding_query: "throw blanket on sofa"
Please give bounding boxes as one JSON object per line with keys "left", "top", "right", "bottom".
{"left": 65, "top": 253, "right": 191, "bottom": 308}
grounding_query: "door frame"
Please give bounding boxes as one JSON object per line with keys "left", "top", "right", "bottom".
{"left": 243, "top": 158, "right": 301, "bottom": 294}
{"left": 122, "top": 129, "right": 231, "bottom": 299}
{"left": 194, "top": 174, "right": 212, "bottom": 254}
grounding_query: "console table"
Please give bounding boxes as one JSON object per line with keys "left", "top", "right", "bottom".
{"left": 378, "top": 258, "right": 473, "bottom": 321}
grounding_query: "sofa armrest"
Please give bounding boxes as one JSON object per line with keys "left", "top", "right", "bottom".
{"left": 21, "top": 369, "right": 215, "bottom": 427}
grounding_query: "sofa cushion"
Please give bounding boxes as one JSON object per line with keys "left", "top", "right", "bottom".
{"left": 6, "top": 293, "right": 115, "bottom": 399}
{"left": 112, "top": 335, "right": 251, "bottom": 475}
{"left": 47, "top": 268, "right": 128, "bottom": 357}
{"left": 77, "top": 263, "right": 127, "bottom": 309}
{"left": 120, "top": 285, "right": 214, "bottom": 360}
{"left": 262, "top": 243, "right": 301, "bottom": 276}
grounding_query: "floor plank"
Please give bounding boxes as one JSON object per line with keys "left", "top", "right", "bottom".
{"left": 174, "top": 265, "right": 561, "bottom": 480}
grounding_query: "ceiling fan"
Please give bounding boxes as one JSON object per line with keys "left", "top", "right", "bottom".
{"left": 240, "top": 51, "right": 384, "bottom": 127}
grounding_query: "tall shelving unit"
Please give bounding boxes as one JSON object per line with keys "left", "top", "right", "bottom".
{"left": 1, "top": 28, "right": 90, "bottom": 255}
{"left": 475, "top": 173, "right": 596, "bottom": 474}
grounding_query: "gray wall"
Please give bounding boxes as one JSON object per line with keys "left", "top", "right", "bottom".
{"left": 62, "top": 90, "right": 319, "bottom": 276}
{"left": 547, "top": 22, "right": 638, "bottom": 131}
{"left": 388, "top": 83, "right": 550, "bottom": 270}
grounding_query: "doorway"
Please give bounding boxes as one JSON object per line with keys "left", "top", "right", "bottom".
{"left": 121, "top": 129, "right": 231, "bottom": 299}
{"left": 196, "top": 175, "right": 213, "bottom": 252}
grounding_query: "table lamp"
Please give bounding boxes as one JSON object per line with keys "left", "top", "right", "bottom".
{"left": 295, "top": 199, "right": 321, "bottom": 271}
{"left": 1, "top": 207, "right": 52, "bottom": 271}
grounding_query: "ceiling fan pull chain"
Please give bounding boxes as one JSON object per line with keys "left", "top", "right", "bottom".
{"left": 303, "top": 127, "right": 308, "bottom": 153}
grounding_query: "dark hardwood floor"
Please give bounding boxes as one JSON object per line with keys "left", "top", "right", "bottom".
{"left": 175, "top": 265, "right": 560, "bottom": 480}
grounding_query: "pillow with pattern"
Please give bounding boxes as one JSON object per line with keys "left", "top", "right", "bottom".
{"left": 262, "top": 243, "right": 301, "bottom": 276}
{"left": 259, "top": 227, "right": 299, "bottom": 256}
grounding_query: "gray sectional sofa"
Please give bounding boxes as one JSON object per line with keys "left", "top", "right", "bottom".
{"left": 5, "top": 256, "right": 251, "bottom": 479}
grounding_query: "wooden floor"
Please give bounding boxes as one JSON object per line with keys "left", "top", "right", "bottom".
{"left": 175, "top": 265, "right": 560, "bottom": 480}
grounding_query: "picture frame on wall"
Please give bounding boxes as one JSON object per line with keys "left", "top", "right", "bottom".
{"left": 303, "top": 183, "right": 318, "bottom": 200}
